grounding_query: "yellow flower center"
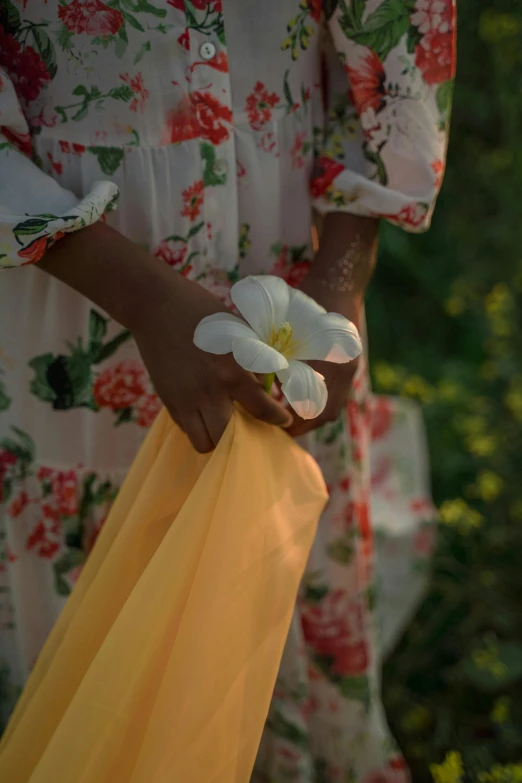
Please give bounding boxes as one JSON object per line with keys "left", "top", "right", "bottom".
{"left": 270, "top": 321, "right": 294, "bottom": 356}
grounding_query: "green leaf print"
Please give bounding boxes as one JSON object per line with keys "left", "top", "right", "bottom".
{"left": 121, "top": 10, "right": 145, "bottom": 31}
{"left": 120, "top": 0, "right": 166, "bottom": 18}
{"left": 28, "top": 354, "right": 56, "bottom": 403}
{"left": 56, "top": 24, "right": 74, "bottom": 52}
{"left": 53, "top": 550, "right": 86, "bottom": 597}
{"left": 88, "top": 309, "right": 109, "bottom": 347}
{"left": 12, "top": 214, "right": 75, "bottom": 243}
{"left": 436, "top": 80, "right": 454, "bottom": 118}
{"left": 343, "top": 0, "right": 412, "bottom": 61}
{"left": 0, "top": 0, "right": 21, "bottom": 34}
{"left": 28, "top": 310, "right": 132, "bottom": 413}
{"left": 93, "top": 330, "right": 131, "bottom": 363}
{"left": 406, "top": 23, "right": 423, "bottom": 54}
{"left": 134, "top": 40, "right": 151, "bottom": 65}
{"left": 328, "top": 535, "right": 354, "bottom": 565}
{"left": 30, "top": 27, "right": 58, "bottom": 80}
{"left": 88, "top": 146, "right": 125, "bottom": 176}
{"left": 338, "top": 674, "right": 371, "bottom": 707}
{"left": 266, "top": 709, "right": 308, "bottom": 746}
{"left": 0, "top": 371, "right": 11, "bottom": 412}
{"left": 0, "top": 427, "right": 35, "bottom": 464}
{"left": 200, "top": 142, "right": 227, "bottom": 186}
{"left": 55, "top": 84, "right": 132, "bottom": 124}
{"left": 303, "top": 583, "right": 329, "bottom": 604}
{"left": 46, "top": 351, "right": 95, "bottom": 410}
{"left": 363, "top": 142, "right": 388, "bottom": 185}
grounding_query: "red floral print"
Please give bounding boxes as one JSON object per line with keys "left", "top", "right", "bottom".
{"left": 346, "top": 50, "right": 386, "bottom": 116}
{"left": 181, "top": 180, "right": 204, "bottom": 220}
{"left": 301, "top": 590, "right": 369, "bottom": 677}
{"left": 26, "top": 509, "right": 61, "bottom": 559}
{"left": 178, "top": 28, "right": 190, "bottom": 50}
{"left": 310, "top": 156, "right": 345, "bottom": 198}
{"left": 8, "top": 491, "right": 29, "bottom": 519}
{"left": 0, "top": 30, "right": 51, "bottom": 106}
{"left": 120, "top": 72, "right": 149, "bottom": 113}
{"left": 245, "top": 81, "right": 280, "bottom": 131}
{"left": 307, "top": 0, "right": 322, "bottom": 23}
{"left": 164, "top": 93, "right": 232, "bottom": 146}
{"left": 192, "top": 92, "right": 232, "bottom": 144}
{"left": 154, "top": 239, "right": 189, "bottom": 272}
{"left": 285, "top": 261, "right": 312, "bottom": 288}
{"left": 47, "top": 153, "right": 63, "bottom": 175}
{"left": 0, "top": 125, "right": 32, "bottom": 156}
{"left": 0, "top": 450, "right": 16, "bottom": 502}
{"left": 51, "top": 470, "right": 79, "bottom": 516}
{"left": 290, "top": 131, "right": 308, "bottom": 169}
{"left": 386, "top": 203, "right": 428, "bottom": 229}
{"left": 58, "top": 0, "right": 124, "bottom": 36}
{"left": 17, "top": 231, "right": 65, "bottom": 264}
{"left": 135, "top": 393, "right": 162, "bottom": 427}
{"left": 370, "top": 396, "right": 393, "bottom": 440}
{"left": 59, "top": 141, "right": 87, "bottom": 155}
{"left": 94, "top": 360, "right": 147, "bottom": 410}
{"left": 431, "top": 157, "right": 445, "bottom": 187}
{"left": 412, "top": 0, "right": 455, "bottom": 85}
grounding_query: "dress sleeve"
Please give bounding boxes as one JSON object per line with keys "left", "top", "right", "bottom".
{"left": 312, "top": 0, "right": 456, "bottom": 232}
{"left": 0, "top": 69, "right": 119, "bottom": 269}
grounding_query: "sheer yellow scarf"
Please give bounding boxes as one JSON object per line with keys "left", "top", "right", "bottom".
{"left": 0, "top": 408, "right": 327, "bottom": 783}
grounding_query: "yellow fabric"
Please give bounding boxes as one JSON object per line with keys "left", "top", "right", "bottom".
{"left": 0, "top": 408, "right": 328, "bottom": 783}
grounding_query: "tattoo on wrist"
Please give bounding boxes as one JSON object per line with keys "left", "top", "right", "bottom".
{"left": 319, "top": 233, "right": 368, "bottom": 294}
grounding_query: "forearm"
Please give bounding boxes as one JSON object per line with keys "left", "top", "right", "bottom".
{"left": 302, "top": 213, "right": 379, "bottom": 326}
{"left": 38, "top": 222, "right": 175, "bottom": 331}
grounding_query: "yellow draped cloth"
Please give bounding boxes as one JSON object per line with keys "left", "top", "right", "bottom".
{"left": 0, "top": 408, "right": 328, "bottom": 783}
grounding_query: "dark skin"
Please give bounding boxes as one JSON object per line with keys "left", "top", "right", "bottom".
{"left": 39, "top": 212, "right": 377, "bottom": 451}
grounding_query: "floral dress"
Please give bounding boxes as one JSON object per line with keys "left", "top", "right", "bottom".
{"left": 0, "top": 0, "right": 455, "bottom": 779}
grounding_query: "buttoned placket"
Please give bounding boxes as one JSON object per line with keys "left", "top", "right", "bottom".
{"left": 187, "top": 17, "right": 239, "bottom": 277}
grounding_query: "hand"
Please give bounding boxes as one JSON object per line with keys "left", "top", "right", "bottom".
{"left": 132, "top": 274, "right": 293, "bottom": 452}
{"left": 285, "top": 280, "right": 362, "bottom": 438}
{"left": 39, "top": 222, "right": 292, "bottom": 453}
{"left": 284, "top": 213, "right": 378, "bottom": 438}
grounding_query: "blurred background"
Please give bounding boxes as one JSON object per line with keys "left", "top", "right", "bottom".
{"left": 366, "top": 0, "right": 522, "bottom": 779}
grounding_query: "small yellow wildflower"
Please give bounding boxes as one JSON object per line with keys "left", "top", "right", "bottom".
{"left": 445, "top": 295, "right": 465, "bottom": 316}
{"left": 373, "top": 363, "right": 402, "bottom": 391}
{"left": 491, "top": 696, "right": 511, "bottom": 725}
{"left": 472, "top": 639, "right": 507, "bottom": 679}
{"left": 505, "top": 387, "right": 522, "bottom": 421}
{"left": 401, "top": 704, "right": 431, "bottom": 733}
{"left": 430, "top": 751, "right": 464, "bottom": 783}
{"left": 479, "top": 763, "right": 522, "bottom": 783}
{"left": 475, "top": 470, "right": 504, "bottom": 502}
{"left": 439, "top": 499, "right": 484, "bottom": 533}
{"left": 465, "top": 433, "right": 497, "bottom": 458}
{"left": 402, "top": 375, "right": 434, "bottom": 403}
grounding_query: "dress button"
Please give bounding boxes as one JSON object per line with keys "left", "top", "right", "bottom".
{"left": 212, "top": 159, "right": 228, "bottom": 177}
{"left": 199, "top": 41, "right": 216, "bottom": 61}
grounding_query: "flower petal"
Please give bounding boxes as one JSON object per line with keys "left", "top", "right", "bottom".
{"left": 277, "top": 360, "right": 328, "bottom": 419}
{"left": 292, "top": 312, "right": 362, "bottom": 364}
{"left": 232, "top": 337, "right": 289, "bottom": 373}
{"left": 231, "top": 276, "right": 290, "bottom": 341}
{"left": 285, "top": 287, "right": 327, "bottom": 343}
{"left": 194, "top": 313, "right": 257, "bottom": 354}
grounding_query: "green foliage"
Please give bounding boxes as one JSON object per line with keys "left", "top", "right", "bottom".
{"left": 365, "top": 0, "right": 522, "bottom": 779}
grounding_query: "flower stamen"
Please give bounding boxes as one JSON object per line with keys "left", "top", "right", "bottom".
{"left": 270, "top": 321, "right": 294, "bottom": 355}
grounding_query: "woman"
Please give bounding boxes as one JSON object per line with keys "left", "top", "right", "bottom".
{"left": 0, "top": 0, "right": 456, "bottom": 779}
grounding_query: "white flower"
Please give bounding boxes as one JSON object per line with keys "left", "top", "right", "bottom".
{"left": 194, "top": 275, "right": 362, "bottom": 419}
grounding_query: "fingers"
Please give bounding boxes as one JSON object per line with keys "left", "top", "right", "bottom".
{"left": 200, "top": 398, "right": 233, "bottom": 448}
{"left": 179, "top": 410, "right": 214, "bottom": 454}
{"left": 234, "top": 377, "right": 293, "bottom": 428}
